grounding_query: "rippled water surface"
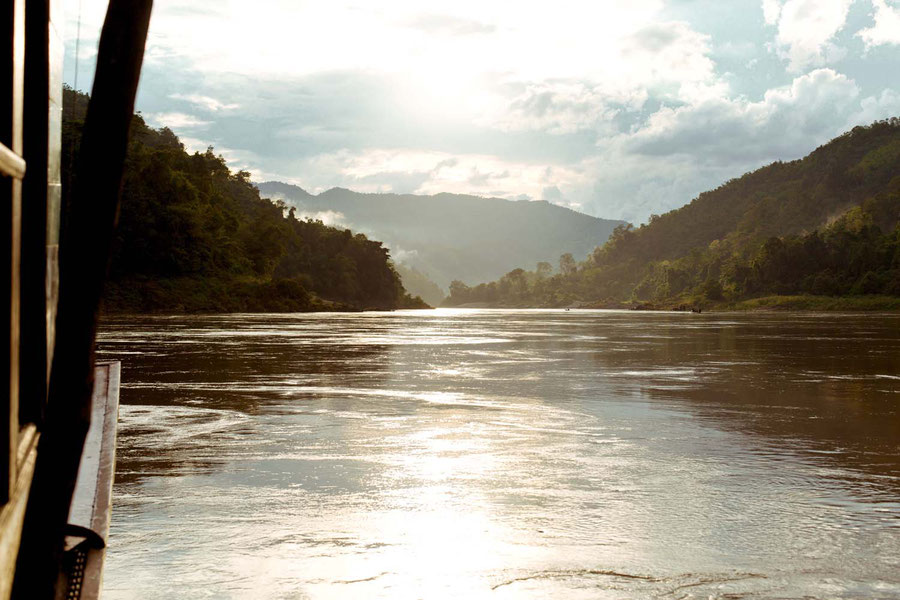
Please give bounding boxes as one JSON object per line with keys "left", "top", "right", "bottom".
{"left": 98, "top": 309, "right": 900, "bottom": 599}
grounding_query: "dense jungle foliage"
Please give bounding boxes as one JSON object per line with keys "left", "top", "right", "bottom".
{"left": 63, "top": 87, "right": 425, "bottom": 312}
{"left": 445, "top": 119, "right": 900, "bottom": 309}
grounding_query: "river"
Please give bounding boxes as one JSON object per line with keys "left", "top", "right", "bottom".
{"left": 97, "top": 309, "right": 900, "bottom": 599}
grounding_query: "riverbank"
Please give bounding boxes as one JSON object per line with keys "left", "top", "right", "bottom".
{"left": 446, "top": 294, "right": 900, "bottom": 312}
{"left": 716, "top": 294, "right": 900, "bottom": 312}
{"left": 104, "top": 276, "right": 430, "bottom": 314}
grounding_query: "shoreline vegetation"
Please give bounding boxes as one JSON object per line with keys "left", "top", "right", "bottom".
{"left": 102, "top": 293, "right": 900, "bottom": 314}
{"left": 256, "top": 181, "right": 624, "bottom": 298}
{"left": 444, "top": 119, "right": 900, "bottom": 313}
{"left": 451, "top": 294, "right": 900, "bottom": 312}
{"left": 66, "top": 87, "right": 899, "bottom": 315}
{"left": 64, "top": 87, "right": 428, "bottom": 314}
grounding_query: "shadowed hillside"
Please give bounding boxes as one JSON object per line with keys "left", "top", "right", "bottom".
{"left": 63, "top": 87, "right": 426, "bottom": 312}
{"left": 445, "top": 119, "right": 900, "bottom": 309}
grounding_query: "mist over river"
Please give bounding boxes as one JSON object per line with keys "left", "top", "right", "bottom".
{"left": 97, "top": 309, "right": 900, "bottom": 599}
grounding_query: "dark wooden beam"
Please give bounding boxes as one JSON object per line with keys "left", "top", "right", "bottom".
{"left": 20, "top": 0, "right": 52, "bottom": 427}
{"left": 12, "top": 1, "right": 152, "bottom": 597}
{"left": 1, "top": 0, "right": 26, "bottom": 511}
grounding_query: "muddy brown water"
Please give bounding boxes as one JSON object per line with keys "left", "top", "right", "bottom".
{"left": 97, "top": 309, "right": 900, "bottom": 599}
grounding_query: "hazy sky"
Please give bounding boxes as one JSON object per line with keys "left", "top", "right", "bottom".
{"left": 64, "top": 0, "right": 900, "bottom": 223}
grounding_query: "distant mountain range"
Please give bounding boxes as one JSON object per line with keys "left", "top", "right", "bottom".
{"left": 256, "top": 182, "right": 624, "bottom": 296}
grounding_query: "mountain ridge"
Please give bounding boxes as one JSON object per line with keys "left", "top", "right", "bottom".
{"left": 256, "top": 182, "right": 625, "bottom": 291}
{"left": 443, "top": 118, "right": 900, "bottom": 309}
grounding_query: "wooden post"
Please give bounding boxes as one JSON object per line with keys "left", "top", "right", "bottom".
{"left": 20, "top": 0, "right": 60, "bottom": 428}
{"left": 11, "top": 1, "right": 151, "bottom": 597}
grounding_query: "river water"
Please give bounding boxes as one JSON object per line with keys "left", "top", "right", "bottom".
{"left": 97, "top": 309, "right": 900, "bottom": 599}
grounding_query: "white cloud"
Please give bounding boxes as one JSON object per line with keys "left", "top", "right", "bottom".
{"left": 626, "top": 69, "right": 860, "bottom": 162}
{"left": 147, "top": 112, "right": 211, "bottom": 129}
{"left": 386, "top": 244, "right": 420, "bottom": 264}
{"left": 574, "top": 151, "right": 733, "bottom": 225}
{"left": 763, "top": 0, "right": 783, "bottom": 24}
{"left": 848, "top": 88, "right": 900, "bottom": 124}
{"left": 479, "top": 20, "right": 724, "bottom": 135}
{"left": 178, "top": 137, "right": 214, "bottom": 154}
{"left": 575, "top": 67, "right": 900, "bottom": 223}
{"left": 402, "top": 13, "right": 496, "bottom": 36}
{"left": 482, "top": 82, "right": 625, "bottom": 135}
{"left": 179, "top": 136, "right": 265, "bottom": 181}
{"left": 291, "top": 210, "right": 348, "bottom": 227}
{"left": 63, "top": 0, "right": 900, "bottom": 228}
{"left": 764, "top": 0, "right": 853, "bottom": 71}
{"left": 271, "top": 148, "right": 591, "bottom": 204}
{"left": 169, "top": 94, "right": 239, "bottom": 112}
{"left": 857, "top": 0, "right": 900, "bottom": 48}
{"left": 213, "top": 64, "right": 897, "bottom": 225}
{"left": 133, "top": 0, "right": 666, "bottom": 82}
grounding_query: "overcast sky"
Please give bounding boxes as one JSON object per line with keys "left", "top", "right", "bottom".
{"left": 64, "top": 0, "right": 900, "bottom": 223}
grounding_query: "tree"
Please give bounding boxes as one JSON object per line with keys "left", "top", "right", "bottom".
{"left": 64, "top": 86, "right": 412, "bottom": 312}
{"left": 448, "top": 280, "right": 471, "bottom": 303}
{"left": 559, "top": 253, "right": 577, "bottom": 276}
{"left": 504, "top": 268, "right": 528, "bottom": 300}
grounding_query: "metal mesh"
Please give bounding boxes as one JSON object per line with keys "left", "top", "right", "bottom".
{"left": 64, "top": 547, "right": 88, "bottom": 600}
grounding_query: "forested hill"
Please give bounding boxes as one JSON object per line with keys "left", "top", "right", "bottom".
{"left": 445, "top": 119, "right": 900, "bottom": 309}
{"left": 63, "top": 87, "right": 425, "bottom": 312}
{"left": 256, "top": 182, "right": 624, "bottom": 290}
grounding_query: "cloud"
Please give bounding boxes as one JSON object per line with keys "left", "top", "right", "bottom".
{"left": 857, "top": 0, "right": 900, "bottom": 48}
{"left": 178, "top": 136, "right": 265, "bottom": 181}
{"left": 764, "top": 0, "right": 853, "bottom": 71}
{"left": 147, "top": 112, "right": 211, "bottom": 129}
{"left": 578, "top": 151, "right": 733, "bottom": 225}
{"left": 483, "top": 82, "right": 625, "bottom": 135}
{"left": 625, "top": 69, "right": 860, "bottom": 163}
{"left": 291, "top": 210, "right": 348, "bottom": 227}
{"left": 466, "top": 167, "right": 508, "bottom": 186}
{"left": 848, "top": 88, "right": 900, "bottom": 125}
{"left": 403, "top": 13, "right": 496, "bottom": 35}
{"left": 621, "top": 21, "right": 725, "bottom": 101}
{"left": 63, "top": 0, "right": 900, "bottom": 229}
{"left": 480, "top": 20, "right": 722, "bottom": 135}
{"left": 568, "top": 67, "right": 900, "bottom": 224}
{"left": 763, "top": 0, "right": 783, "bottom": 24}
{"left": 102, "top": 0, "right": 665, "bottom": 83}
{"left": 387, "top": 245, "right": 419, "bottom": 263}
{"left": 542, "top": 186, "right": 563, "bottom": 201}
{"left": 273, "top": 147, "right": 589, "bottom": 203}
{"left": 169, "top": 94, "right": 239, "bottom": 112}
{"left": 345, "top": 170, "right": 434, "bottom": 195}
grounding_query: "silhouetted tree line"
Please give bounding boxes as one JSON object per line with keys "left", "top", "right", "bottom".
{"left": 445, "top": 119, "right": 900, "bottom": 308}
{"left": 63, "top": 87, "right": 426, "bottom": 312}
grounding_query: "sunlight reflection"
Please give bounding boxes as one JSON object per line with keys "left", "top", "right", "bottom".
{"left": 102, "top": 312, "right": 900, "bottom": 599}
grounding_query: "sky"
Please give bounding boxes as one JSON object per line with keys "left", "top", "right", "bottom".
{"left": 64, "top": 0, "right": 900, "bottom": 224}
